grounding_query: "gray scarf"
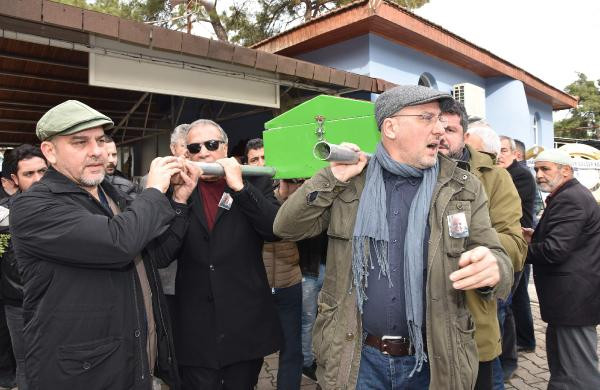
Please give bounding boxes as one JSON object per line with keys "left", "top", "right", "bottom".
{"left": 352, "top": 142, "right": 438, "bottom": 376}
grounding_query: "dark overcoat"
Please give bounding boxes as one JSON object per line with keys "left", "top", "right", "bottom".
{"left": 527, "top": 178, "right": 600, "bottom": 326}
{"left": 162, "top": 176, "right": 282, "bottom": 368}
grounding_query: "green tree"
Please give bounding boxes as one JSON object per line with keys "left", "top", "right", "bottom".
{"left": 555, "top": 73, "right": 600, "bottom": 139}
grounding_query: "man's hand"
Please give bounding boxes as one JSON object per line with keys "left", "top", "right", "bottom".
{"left": 172, "top": 159, "right": 201, "bottom": 204}
{"left": 449, "top": 246, "right": 500, "bottom": 290}
{"left": 146, "top": 156, "right": 182, "bottom": 193}
{"left": 330, "top": 142, "right": 368, "bottom": 182}
{"left": 216, "top": 157, "right": 243, "bottom": 192}
{"left": 522, "top": 227, "right": 534, "bottom": 244}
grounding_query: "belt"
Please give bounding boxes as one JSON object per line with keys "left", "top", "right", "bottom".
{"left": 364, "top": 333, "right": 414, "bottom": 356}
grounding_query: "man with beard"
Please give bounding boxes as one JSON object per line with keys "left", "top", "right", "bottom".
{"left": 10, "top": 100, "right": 197, "bottom": 390}
{"left": 274, "top": 86, "right": 513, "bottom": 389}
{"left": 440, "top": 100, "right": 525, "bottom": 390}
{"left": 0, "top": 144, "right": 48, "bottom": 390}
{"left": 523, "top": 149, "right": 600, "bottom": 389}
{"left": 104, "top": 137, "right": 138, "bottom": 197}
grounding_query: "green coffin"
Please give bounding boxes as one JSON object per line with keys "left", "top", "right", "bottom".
{"left": 263, "top": 95, "right": 380, "bottom": 179}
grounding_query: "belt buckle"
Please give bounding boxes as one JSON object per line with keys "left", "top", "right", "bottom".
{"left": 381, "top": 335, "right": 407, "bottom": 355}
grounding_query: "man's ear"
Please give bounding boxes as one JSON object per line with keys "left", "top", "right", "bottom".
{"left": 9, "top": 173, "right": 19, "bottom": 188}
{"left": 381, "top": 118, "right": 397, "bottom": 140}
{"left": 40, "top": 140, "right": 57, "bottom": 165}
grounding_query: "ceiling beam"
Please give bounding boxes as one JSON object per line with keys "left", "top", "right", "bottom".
{"left": 0, "top": 86, "right": 150, "bottom": 105}
{"left": 0, "top": 51, "right": 87, "bottom": 70}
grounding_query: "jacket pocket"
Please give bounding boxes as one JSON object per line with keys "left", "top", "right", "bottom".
{"left": 57, "top": 336, "right": 123, "bottom": 379}
{"left": 455, "top": 314, "right": 478, "bottom": 389}
{"left": 313, "top": 290, "right": 338, "bottom": 365}
{"left": 327, "top": 190, "right": 358, "bottom": 240}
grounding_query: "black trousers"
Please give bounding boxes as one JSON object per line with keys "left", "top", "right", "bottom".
{"left": 180, "top": 358, "right": 264, "bottom": 390}
{"left": 0, "top": 303, "right": 16, "bottom": 385}
{"left": 474, "top": 360, "right": 493, "bottom": 390}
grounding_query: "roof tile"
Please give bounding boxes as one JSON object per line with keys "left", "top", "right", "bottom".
{"left": 330, "top": 68, "right": 346, "bottom": 86}
{"left": 344, "top": 72, "right": 360, "bottom": 89}
{"left": 313, "top": 64, "right": 331, "bottom": 83}
{"left": 358, "top": 75, "right": 372, "bottom": 91}
{"left": 276, "top": 56, "right": 296, "bottom": 76}
{"left": 152, "top": 27, "right": 182, "bottom": 52}
{"left": 255, "top": 51, "right": 277, "bottom": 72}
{"left": 295, "top": 60, "right": 315, "bottom": 79}
{"left": 83, "top": 9, "right": 118, "bottom": 38}
{"left": 207, "top": 39, "right": 235, "bottom": 62}
{"left": 0, "top": 0, "right": 42, "bottom": 22}
{"left": 181, "top": 33, "right": 209, "bottom": 57}
{"left": 118, "top": 18, "right": 151, "bottom": 47}
{"left": 232, "top": 46, "right": 257, "bottom": 68}
{"left": 43, "top": 0, "right": 82, "bottom": 30}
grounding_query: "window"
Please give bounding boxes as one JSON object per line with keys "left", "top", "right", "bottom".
{"left": 533, "top": 112, "right": 541, "bottom": 145}
{"left": 418, "top": 72, "right": 438, "bottom": 89}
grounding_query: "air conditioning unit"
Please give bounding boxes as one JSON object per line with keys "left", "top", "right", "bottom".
{"left": 452, "top": 83, "right": 486, "bottom": 119}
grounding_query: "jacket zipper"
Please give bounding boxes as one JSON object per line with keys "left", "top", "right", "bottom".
{"left": 131, "top": 270, "right": 146, "bottom": 381}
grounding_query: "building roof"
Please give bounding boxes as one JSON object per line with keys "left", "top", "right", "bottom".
{"left": 252, "top": 0, "right": 577, "bottom": 111}
{"left": 0, "top": 0, "right": 395, "bottom": 145}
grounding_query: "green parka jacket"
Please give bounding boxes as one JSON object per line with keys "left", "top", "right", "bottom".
{"left": 462, "top": 145, "right": 527, "bottom": 361}
{"left": 273, "top": 154, "right": 513, "bottom": 390}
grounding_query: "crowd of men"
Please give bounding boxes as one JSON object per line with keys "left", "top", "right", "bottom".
{"left": 0, "top": 84, "right": 598, "bottom": 390}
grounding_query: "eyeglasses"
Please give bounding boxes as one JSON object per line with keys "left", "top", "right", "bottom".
{"left": 389, "top": 112, "right": 448, "bottom": 125}
{"left": 186, "top": 140, "right": 224, "bottom": 154}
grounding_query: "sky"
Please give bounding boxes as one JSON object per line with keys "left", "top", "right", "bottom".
{"left": 414, "top": 0, "right": 600, "bottom": 119}
{"left": 198, "top": 0, "right": 599, "bottom": 120}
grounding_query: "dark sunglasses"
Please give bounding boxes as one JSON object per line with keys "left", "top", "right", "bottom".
{"left": 186, "top": 140, "right": 224, "bottom": 154}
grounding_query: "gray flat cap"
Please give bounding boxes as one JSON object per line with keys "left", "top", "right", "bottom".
{"left": 375, "top": 85, "right": 453, "bottom": 129}
{"left": 36, "top": 100, "right": 114, "bottom": 141}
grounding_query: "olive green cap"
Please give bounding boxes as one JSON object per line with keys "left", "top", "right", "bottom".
{"left": 36, "top": 100, "right": 114, "bottom": 141}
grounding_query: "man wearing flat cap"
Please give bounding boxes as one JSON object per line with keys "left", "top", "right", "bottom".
{"left": 9, "top": 100, "right": 199, "bottom": 390}
{"left": 523, "top": 149, "right": 600, "bottom": 389}
{"left": 274, "top": 85, "right": 512, "bottom": 389}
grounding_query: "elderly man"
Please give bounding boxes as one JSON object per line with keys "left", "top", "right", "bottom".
{"left": 9, "top": 100, "right": 195, "bottom": 390}
{"left": 157, "top": 120, "right": 281, "bottom": 389}
{"left": 523, "top": 149, "right": 600, "bottom": 390}
{"left": 0, "top": 144, "right": 48, "bottom": 390}
{"left": 497, "top": 135, "right": 537, "bottom": 378}
{"left": 274, "top": 85, "right": 513, "bottom": 389}
{"left": 440, "top": 101, "right": 525, "bottom": 390}
{"left": 104, "top": 137, "right": 138, "bottom": 197}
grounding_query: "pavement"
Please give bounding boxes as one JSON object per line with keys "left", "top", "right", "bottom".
{"left": 257, "top": 278, "right": 600, "bottom": 389}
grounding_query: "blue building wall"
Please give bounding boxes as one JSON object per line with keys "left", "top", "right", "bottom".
{"left": 297, "top": 34, "right": 371, "bottom": 75}
{"left": 296, "top": 33, "right": 555, "bottom": 146}
{"left": 526, "top": 96, "right": 554, "bottom": 150}
{"left": 485, "top": 77, "right": 531, "bottom": 144}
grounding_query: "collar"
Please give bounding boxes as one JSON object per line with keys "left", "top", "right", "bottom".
{"left": 40, "top": 166, "right": 129, "bottom": 206}
{"left": 507, "top": 158, "right": 520, "bottom": 171}
{"left": 546, "top": 178, "right": 578, "bottom": 204}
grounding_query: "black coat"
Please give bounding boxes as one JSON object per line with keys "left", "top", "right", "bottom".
{"left": 527, "top": 179, "right": 600, "bottom": 326}
{"left": 161, "top": 176, "right": 282, "bottom": 368}
{"left": 10, "top": 167, "right": 184, "bottom": 390}
{"left": 506, "top": 159, "right": 537, "bottom": 229}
